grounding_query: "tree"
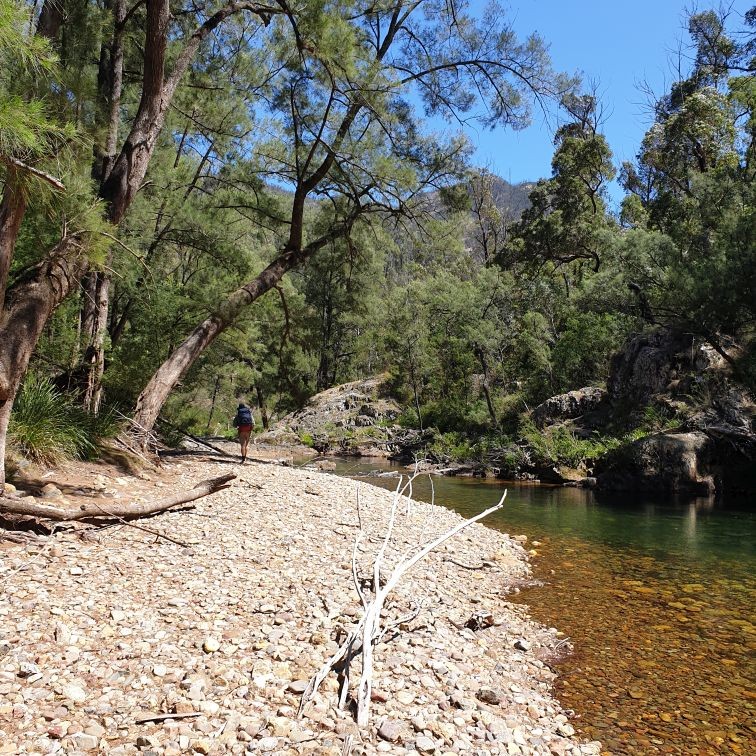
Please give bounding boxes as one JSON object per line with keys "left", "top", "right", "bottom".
{"left": 0, "top": 0, "right": 282, "bottom": 488}
{"left": 503, "top": 92, "right": 616, "bottom": 277}
{"left": 619, "top": 8, "right": 755, "bottom": 354}
{"left": 130, "top": 0, "right": 573, "bottom": 439}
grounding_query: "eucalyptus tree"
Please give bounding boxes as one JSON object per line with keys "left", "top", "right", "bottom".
{"left": 502, "top": 92, "right": 616, "bottom": 280}
{"left": 0, "top": 0, "right": 282, "bottom": 487}
{"left": 131, "top": 0, "right": 574, "bottom": 437}
{"left": 619, "top": 8, "right": 755, "bottom": 355}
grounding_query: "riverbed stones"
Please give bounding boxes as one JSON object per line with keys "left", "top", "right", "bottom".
{"left": 378, "top": 719, "right": 403, "bottom": 742}
{"left": 0, "top": 455, "right": 597, "bottom": 755}
{"left": 202, "top": 637, "right": 220, "bottom": 653}
{"left": 415, "top": 734, "right": 437, "bottom": 752}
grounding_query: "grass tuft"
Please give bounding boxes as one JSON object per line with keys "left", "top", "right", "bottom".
{"left": 8, "top": 375, "right": 120, "bottom": 465}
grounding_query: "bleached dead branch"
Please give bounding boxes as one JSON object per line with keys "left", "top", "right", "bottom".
{"left": 299, "top": 477, "right": 506, "bottom": 727}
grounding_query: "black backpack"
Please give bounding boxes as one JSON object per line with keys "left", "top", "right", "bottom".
{"left": 235, "top": 406, "right": 253, "bottom": 426}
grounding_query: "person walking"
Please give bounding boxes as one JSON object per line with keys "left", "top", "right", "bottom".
{"left": 232, "top": 402, "right": 254, "bottom": 463}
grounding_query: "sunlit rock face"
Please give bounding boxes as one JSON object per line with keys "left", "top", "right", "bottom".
{"left": 606, "top": 328, "right": 729, "bottom": 406}
{"left": 257, "top": 375, "right": 402, "bottom": 456}
{"left": 597, "top": 329, "right": 754, "bottom": 495}
{"left": 531, "top": 387, "right": 607, "bottom": 429}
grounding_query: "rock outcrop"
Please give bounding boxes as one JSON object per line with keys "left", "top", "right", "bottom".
{"left": 595, "top": 431, "right": 717, "bottom": 495}
{"left": 596, "top": 329, "right": 755, "bottom": 495}
{"left": 258, "top": 376, "right": 402, "bottom": 456}
{"left": 531, "top": 387, "right": 607, "bottom": 429}
{"left": 526, "top": 329, "right": 755, "bottom": 494}
{"left": 606, "top": 329, "right": 730, "bottom": 407}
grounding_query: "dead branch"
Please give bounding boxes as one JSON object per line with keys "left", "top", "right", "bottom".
{"left": 0, "top": 474, "right": 235, "bottom": 522}
{"left": 299, "top": 481, "right": 507, "bottom": 726}
{"left": 444, "top": 557, "right": 496, "bottom": 570}
{"left": 157, "top": 417, "right": 235, "bottom": 457}
{"left": 2, "top": 156, "right": 66, "bottom": 190}
{"left": 134, "top": 712, "right": 202, "bottom": 724}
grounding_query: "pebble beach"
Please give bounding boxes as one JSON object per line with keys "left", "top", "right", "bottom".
{"left": 0, "top": 454, "right": 602, "bottom": 755}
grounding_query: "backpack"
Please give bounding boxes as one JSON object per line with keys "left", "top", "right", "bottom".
{"left": 235, "top": 406, "right": 253, "bottom": 426}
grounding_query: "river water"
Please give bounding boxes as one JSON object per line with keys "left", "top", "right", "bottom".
{"left": 316, "top": 457, "right": 755, "bottom": 755}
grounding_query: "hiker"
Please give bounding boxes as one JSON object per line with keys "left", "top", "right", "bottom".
{"left": 232, "top": 402, "right": 254, "bottom": 462}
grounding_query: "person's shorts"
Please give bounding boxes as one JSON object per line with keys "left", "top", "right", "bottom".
{"left": 237, "top": 424, "right": 252, "bottom": 433}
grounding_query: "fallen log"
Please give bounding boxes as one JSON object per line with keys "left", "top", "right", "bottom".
{"left": 157, "top": 417, "right": 234, "bottom": 457}
{"left": 0, "top": 474, "right": 235, "bottom": 522}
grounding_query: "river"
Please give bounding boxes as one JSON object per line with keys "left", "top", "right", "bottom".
{"left": 315, "top": 457, "right": 755, "bottom": 755}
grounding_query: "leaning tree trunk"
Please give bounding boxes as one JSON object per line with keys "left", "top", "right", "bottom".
{"left": 79, "top": 0, "right": 275, "bottom": 412}
{"left": 130, "top": 97, "right": 364, "bottom": 440}
{"left": 0, "top": 0, "right": 277, "bottom": 484}
{"left": 132, "top": 235, "right": 342, "bottom": 438}
{"left": 0, "top": 177, "right": 27, "bottom": 313}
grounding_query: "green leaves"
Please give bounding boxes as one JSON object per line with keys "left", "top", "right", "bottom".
{"left": 618, "top": 8, "right": 755, "bottom": 341}
{"left": 0, "top": 0, "right": 76, "bottom": 167}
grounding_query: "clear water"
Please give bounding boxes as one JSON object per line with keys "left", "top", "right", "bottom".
{"left": 315, "top": 457, "right": 756, "bottom": 755}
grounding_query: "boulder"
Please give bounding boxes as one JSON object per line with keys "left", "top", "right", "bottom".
{"left": 257, "top": 375, "right": 401, "bottom": 456}
{"left": 607, "top": 329, "right": 728, "bottom": 406}
{"left": 531, "top": 387, "right": 607, "bottom": 429}
{"left": 596, "top": 431, "right": 716, "bottom": 495}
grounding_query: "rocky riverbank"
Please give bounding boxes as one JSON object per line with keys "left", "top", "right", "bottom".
{"left": 253, "top": 329, "right": 755, "bottom": 496}
{"left": 0, "top": 452, "right": 600, "bottom": 755}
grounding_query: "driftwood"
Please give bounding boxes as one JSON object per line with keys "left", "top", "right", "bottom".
{"left": 134, "top": 712, "right": 202, "bottom": 724}
{"left": 299, "top": 476, "right": 506, "bottom": 726}
{"left": 0, "top": 474, "right": 235, "bottom": 522}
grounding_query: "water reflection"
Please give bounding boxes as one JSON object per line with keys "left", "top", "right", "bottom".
{"left": 316, "top": 457, "right": 755, "bottom": 564}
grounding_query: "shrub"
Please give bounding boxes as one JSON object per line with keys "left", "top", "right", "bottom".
{"left": 8, "top": 375, "right": 119, "bottom": 465}
{"left": 520, "top": 418, "right": 621, "bottom": 468}
{"left": 299, "top": 432, "right": 315, "bottom": 447}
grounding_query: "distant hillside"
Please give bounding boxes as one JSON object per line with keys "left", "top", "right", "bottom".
{"left": 482, "top": 175, "right": 533, "bottom": 218}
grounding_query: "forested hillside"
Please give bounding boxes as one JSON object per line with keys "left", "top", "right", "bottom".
{"left": 1, "top": 0, "right": 754, "bottom": 491}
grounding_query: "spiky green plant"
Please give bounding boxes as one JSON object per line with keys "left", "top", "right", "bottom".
{"left": 7, "top": 375, "right": 118, "bottom": 465}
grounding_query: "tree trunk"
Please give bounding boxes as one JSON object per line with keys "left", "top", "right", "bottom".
{"left": 37, "top": 0, "right": 66, "bottom": 40}
{"left": 79, "top": 0, "right": 125, "bottom": 411}
{"left": 474, "top": 344, "right": 498, "bottom": 429}
{"left": 132, "top": 231, "right": 349, "bottom": 438}
{"left": 0, "top": 178, "right": 27, "bottom": 312}
{"left": 254, "top": 383, "right": 269, "bottom": 429}
{"left": 205, "top": 374, "right": 221, "bottom": 435}
{"left": 80, "top": 0, "right": 271, "bottom": 410}
{"left": 0, "top": 237, "right": 88, "bottom": 491}
{"left": 0, "top": 392, "right": 14, "bottom": 493}
{"left": 81, "top": 270, "right": 111, "bottom": 412}
{"left": 0, "top": 0, "right": 276, "bottom": 484}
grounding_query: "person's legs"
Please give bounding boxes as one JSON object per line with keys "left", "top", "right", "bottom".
{"left": 238, "top": 427, "right": 251, "bottom": 462}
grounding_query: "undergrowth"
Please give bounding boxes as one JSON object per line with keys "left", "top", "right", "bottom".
{"left": 8, "top": 375, "right": 120, "bottom": 466}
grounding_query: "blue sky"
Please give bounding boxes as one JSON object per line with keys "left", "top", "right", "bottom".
{"left": 444, "top": 0, "right": 753, "bottom": 207}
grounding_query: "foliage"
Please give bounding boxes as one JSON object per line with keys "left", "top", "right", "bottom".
{"left": 299, "top": 432, "right": 315, "bottom": 448}
{"left": 8, "top": 375, "right": 118, "bottom": 465}
{"left": 618, "top": 9, "right": 755, "bottom": 344}
{"left": 2, "top": 1, "right": 752, "bottom": 474}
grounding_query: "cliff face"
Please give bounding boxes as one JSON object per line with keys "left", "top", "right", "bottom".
{"left": 526, "top": 329, "right": 755, "bottom": 495}
{"left": 596, "top": 330, "right": 755, "bottom": 495}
